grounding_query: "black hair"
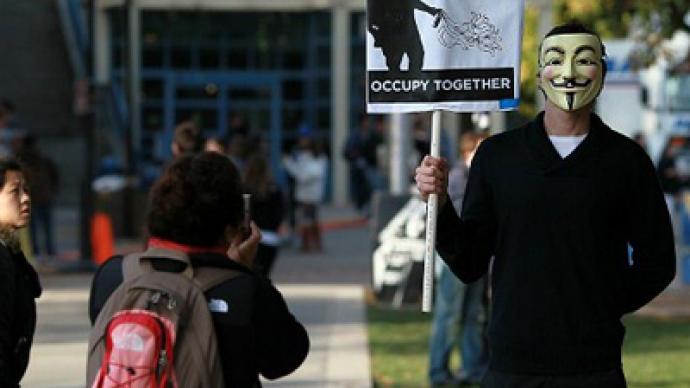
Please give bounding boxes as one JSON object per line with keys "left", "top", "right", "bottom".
{"left": 538, "top": 22, "right": 608, "bottom": 79}
{"left": 172, "top": 121, "right": 203, "bottom": 155}
{"left": 147, "top": 152, "right": 243, "bottom": 246}
{"left": 0, "top": 159, "right": 23, "bottom": 189}
{"left": 243, "top": 154, "right": 273, "bottom": 199}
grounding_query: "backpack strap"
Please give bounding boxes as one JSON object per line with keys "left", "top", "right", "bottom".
{"left": 122, "top": 247, "right": 241, "bottom": 292}
{"left": 122, "top": 247, "right": 195, "bottom": 281}
{"left": 193, "top": 266, "right": 242, "bottom": 293}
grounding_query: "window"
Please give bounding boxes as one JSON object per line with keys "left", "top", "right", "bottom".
{"left": 200, "top": 48, "right": 220, "bottom": 69}
{"left": 142, "top": 107, "right": 163, "bottom": 130}
{"left": 283, "top": 80, "right": 304, "bottom": 101}
{"left": 142, "top": 79, "right": 163, "bottom": 100}
{"left": 171, "top": 47, "right": 192, "bottom": 68}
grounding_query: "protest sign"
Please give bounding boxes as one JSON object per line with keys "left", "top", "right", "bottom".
{"left": 367, "top": 0, "right": 525, "bottom": 113}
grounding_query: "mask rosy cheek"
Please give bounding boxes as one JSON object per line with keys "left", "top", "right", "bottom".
{"left": 542, "top": 67, "right": 554, "bottom": 78}
{"left": 582, "top": 67, "right": 598, "bottom": 78}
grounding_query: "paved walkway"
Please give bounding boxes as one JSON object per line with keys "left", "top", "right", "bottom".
{"left": 265, "top": 207, "right": 373, "bottom": 387}
{"left": 637, "top": 287, "right": 690, "bottom": 319}
{"left": 265, "top": 285, "right": 370, "bottom": 388}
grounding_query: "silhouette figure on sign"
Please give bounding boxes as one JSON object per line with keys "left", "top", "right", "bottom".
{"left": 369, "top": 0, "right": 442, "bottom": 73}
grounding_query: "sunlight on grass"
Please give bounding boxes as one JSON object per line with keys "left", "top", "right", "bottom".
{"left": 368, "top": 304, "right": 690, "bottom": 387}
{"left": 623, "top": 318, "right": 690, "bottom": 388}
{"left": 368, "top": 306, "right": 432, "bottom": 387}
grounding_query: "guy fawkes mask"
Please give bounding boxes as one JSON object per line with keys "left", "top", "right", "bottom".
{"left": 538, "top": 33, "right": 605, "bottom": 111}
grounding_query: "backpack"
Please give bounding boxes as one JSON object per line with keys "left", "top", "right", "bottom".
{"left": 87, "top": 247, "right": 240, "bottom": 387}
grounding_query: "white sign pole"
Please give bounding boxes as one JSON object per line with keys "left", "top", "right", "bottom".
{"left": 422, "top": 110, "right": 442, "bottom": 313}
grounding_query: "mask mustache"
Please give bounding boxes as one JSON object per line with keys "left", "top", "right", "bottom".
{"left": 550, "top": 79, "right": 592, "bottom": 88}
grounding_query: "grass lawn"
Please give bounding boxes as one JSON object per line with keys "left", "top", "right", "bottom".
{"left": 368, "top": 304, "right": 690, "bottom": 387}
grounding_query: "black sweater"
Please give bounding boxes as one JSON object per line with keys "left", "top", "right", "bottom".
{"left": 90, "top": 253, "right": 309, "bottom": 387}
{"left": 436, "top": 112, "right": 676, "bottom": 375}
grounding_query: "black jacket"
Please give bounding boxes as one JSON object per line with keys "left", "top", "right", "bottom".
{"left": 89, "top": 253, "right": 309, "bottom": 387}
{"left": 0, "top": 244, "right": 42, "bottom": 387}
{"left": 437, "top": 112, "right": 676, "bottom": 375}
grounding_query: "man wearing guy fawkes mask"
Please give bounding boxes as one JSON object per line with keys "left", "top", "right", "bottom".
{"left": 414, "top": 23, "right": 676, "bottom": 387}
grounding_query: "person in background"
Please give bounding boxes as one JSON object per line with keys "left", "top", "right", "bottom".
{"left": 171, "top": 120, "right": 203, "bottom": 158}
{"left": 228, "top": 113, "right": 249, "bottom": 138}
{"left": 227, "top": 132, "right": 249, "bottom": 173}
{"left": 632, "top": 132, "right": 646, "bottom": 152}
{"left": 282, "top": 139, "right": 299, "bottom": 248}
{"left": 204, "top": 136, "right": 226, "bottom": 154}
{"left": 0, "top": 99, "right": 20, "bottom": 129}
{"left": 657, "top": 138, "right": 688, "bottom": 210}
{"left": 0, "top": 100, "right": 21, "bottom": 159}
{"left": 343, "top": 114, "right": 384, "bottom": 214}
{"left": 412, "top": 113, "right": 452, "bottom": 167}
{"left": 243, "top": 155, "right": 284, "bottom": 277}
{"left": 283, "top": 129, "right": 328, "bottom": 253}
{"left": 0, "top": 160, "right": 42, "bottom": 386}
{"left": 15, "top": 135, "right": 59, "bottom": 262}
{"left": 428, "top": 132, "right": 489, "bottom": 387}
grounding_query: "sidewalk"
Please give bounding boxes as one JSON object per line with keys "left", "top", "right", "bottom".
{"left": 266, "top": 205, "right": 373, "bottom": 387}
{"left": 265, "top": 285, "right": 370, "bottom": 387}
{"left": 637, "top": 287, "right": 690, "bottom": 319}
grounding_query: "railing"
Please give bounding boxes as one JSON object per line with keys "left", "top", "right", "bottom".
{"left": 57, "top": 0, "right": 88, "bottom": 79}
{"left": 110, "top": 83, "right": 129, "bottom": 137}
{"left": 58, "top": 0, "right": 131, "bottom": 168}
{"left": 67, "top": 0, "right": 89, "bottom": 59}
{"left": 93, "top": 83, "right": 129, "bottom": 171}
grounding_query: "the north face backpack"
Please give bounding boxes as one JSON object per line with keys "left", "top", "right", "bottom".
{"left": 87, "top": 247, "right": 240, "bottom": 388}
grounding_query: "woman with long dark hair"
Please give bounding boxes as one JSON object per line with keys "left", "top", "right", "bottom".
{"left": 0, "top": 160, "right": 42, "bottom": 387}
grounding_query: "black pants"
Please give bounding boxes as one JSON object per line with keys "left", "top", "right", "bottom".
{"left": 481, "top": 368, "right": 627, "bottom": 388}
{"left": 30, "top": 204, "right": 55, "bottom": 255}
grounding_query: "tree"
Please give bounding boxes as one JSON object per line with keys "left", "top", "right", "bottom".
{"left": 518, "top": 4, "right": 541, "bottom": 118}
{"left": 554, "top": 0, "right": 690, "bottom": 67}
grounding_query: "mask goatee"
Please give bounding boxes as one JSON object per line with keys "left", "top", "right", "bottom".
{"left": 566, "top": 93, "right": 575, "bottom": 111}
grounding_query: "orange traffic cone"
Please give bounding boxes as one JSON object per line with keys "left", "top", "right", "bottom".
{"left": 91, "top": 211, "right": 114, "bottom": 265}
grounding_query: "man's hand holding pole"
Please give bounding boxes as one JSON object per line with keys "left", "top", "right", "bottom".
{"left": 415, "top": 156, "right": 449, "bottom": 207}
{"left": 419, "top": 111, "right": 449, "bottom": 312}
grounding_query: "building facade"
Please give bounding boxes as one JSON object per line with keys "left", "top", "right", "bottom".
{"left": 94, "top": 0, "right": 367, "bottom": 202}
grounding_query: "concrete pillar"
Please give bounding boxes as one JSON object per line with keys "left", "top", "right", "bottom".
{"left": 443, "top": 111, "right": 459, "bottom": 162}
{"left": 331, "top": 5, "right": 350, "bottom": 205}
{"left": 490, "top": 111, "right": 507, "bottom": 133}
{"left": 390, "top": 113, "right": 412, "bottom": 195}
{"left": 127, "top": 0, "right": 142, "bottom": 165}
{"left": 93, "top": 1, "right": 111, "bottom": 85}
